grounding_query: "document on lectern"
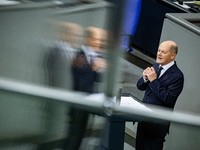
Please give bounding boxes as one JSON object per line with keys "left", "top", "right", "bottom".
{"left": 120, "top": 96, "right": 152, "bottom": 112}
{"left": 86, "top": 93, "right": 152, "bottom": 112}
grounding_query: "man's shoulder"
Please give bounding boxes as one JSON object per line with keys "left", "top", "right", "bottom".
{"left": 170, "top": 63, "right": 184, "bottom": 79}
{"left": 152, "top": 63, "right": 160, "bottom": 69}
{"left": 175, "top": 65, "right": 184, "bottom": 77}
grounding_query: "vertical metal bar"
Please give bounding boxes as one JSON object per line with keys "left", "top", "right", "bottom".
{"left": 102, "top": 2, "right": 126, "bottom": 149}
{"left": 104, "top": 0, "right": 125, "bottom": 98}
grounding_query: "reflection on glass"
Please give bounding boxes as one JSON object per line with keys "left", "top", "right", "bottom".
{"left": 45, "top": 20, "right": 108, "bottom": 94}
{"left": 2, "top": 1, "right": 200, "bottom": 150}
{"left": 45, "top": 21, "right": 84, "bottom": 90}
{"left": 44, "top": 18, "right": 108, "bottom": 150}
{"left": 0, "top": 2, "right": 110, "bottom": 150}
{"left": 72, "top": 26, "right": 107, "bottom": 93}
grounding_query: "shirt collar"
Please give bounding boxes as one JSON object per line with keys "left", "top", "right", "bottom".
{"left": 160, "top": 60, "right": 175, "bottom": 71}
{"left": 81, "top": 45, "right": 99, "bottom": 57}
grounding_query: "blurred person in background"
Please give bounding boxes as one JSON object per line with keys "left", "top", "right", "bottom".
{"left": 64, "top": 26, "right": 108, "bottom": 150}
{"left": 72, "top": 26, "right": 107, "bottom": 93}
{"left": 46, "top": 21, "right": 83, "bottom": 90}
{"left": 136, "top": 41, "right": 184, "bottom": 150}
{"left": 41, "top": 21, "right": 84, "bottom": 150}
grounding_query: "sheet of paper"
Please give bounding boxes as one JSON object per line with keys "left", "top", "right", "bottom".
{"left": 120, "top": 96, "right": 152, "bottom": 112}
{"left": 86, "top": 93, "right": 152, "bottom": 112}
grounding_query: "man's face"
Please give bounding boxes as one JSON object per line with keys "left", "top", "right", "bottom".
{"left": 156, "top": 42, "right": 175, "bottom": 66}
{"left": 87, "top": 30, "right": 102, "bottom": 52}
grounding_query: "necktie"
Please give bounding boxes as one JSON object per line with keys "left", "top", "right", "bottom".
{"left": 156, "top": 66, "right": 163, "bottom": 78}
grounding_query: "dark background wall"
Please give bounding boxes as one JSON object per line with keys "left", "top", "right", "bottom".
{"left": 131, "top": 0, "right": 185, "bottom": 57}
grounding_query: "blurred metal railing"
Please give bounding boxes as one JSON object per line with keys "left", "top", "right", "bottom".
{"left": 53, "top": 1, "right": 112, "bottom": 15}
{"left": 0, "top": 77, "right": 200, "bottom": 127}
{"left": 1, "top": 2, "right": 200, "bottom": 149}
{"left": 0, "top": 0, "right": 200, "bottom": 128}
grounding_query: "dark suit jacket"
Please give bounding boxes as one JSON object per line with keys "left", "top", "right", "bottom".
{"left": 137, "top": 62, "right": 184, "bottom": 136}
{"left": 71, "top": 51, "right": 99, "bottom": 93}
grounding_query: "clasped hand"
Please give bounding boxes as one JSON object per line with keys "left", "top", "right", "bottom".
{"left": 92, "top": 57, "right": 106, "bottom": 71}
{"left": 143, "top": 67, "right": 157, "bottom": 82}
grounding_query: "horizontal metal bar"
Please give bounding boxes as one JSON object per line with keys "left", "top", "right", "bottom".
{"left": 114, "top": 103, "right": 200, "bottom": 127}
{"left": 0, "top": 77, "right": 200, "bottom": 127}
{"left": 0, "top": 1, "right": 57, "bottom": 12}
{"left": 0, "top": 77, "right": 105, "bottom": 111}
{"left": 52, "top": 1, "right": 112, "bottom": 16}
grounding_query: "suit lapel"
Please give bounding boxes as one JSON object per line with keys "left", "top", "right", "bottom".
{"left": 145, "top": 63, "right": 177, "bottom": 97}
{"left": 159, "top": 63, "right": 177, "bottom": 82}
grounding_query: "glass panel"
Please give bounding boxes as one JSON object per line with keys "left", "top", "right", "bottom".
{"left": 2, "top": 1, "right": 200, "bottom": 150}
{"left": 0, "top": 1, "right": 111, "bottom": 94}
{"left": 0, "top": 1, "right": 115, "bottom": 149}
{"left": 0, "top": 89, "right": 107, "bottom": 150}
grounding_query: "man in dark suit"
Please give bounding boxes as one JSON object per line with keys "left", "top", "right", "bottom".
{"left": 72, "top": 26, "right": 107, "bottom": 93}
{"left": 136, "top": 40, "right": 184, "bottom": 150}
{"left": 64, "top": 27, "right": 107, "bottom": 150}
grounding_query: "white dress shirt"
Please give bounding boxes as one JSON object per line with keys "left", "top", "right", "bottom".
{"left": 158, "top": 60, "right": 175, "bottom": 78}
{"left": 81, "top": 45, "right": 100, "bottom": 64}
